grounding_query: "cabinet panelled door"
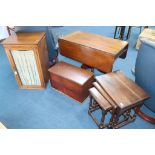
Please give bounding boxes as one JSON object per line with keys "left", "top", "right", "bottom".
{"left": 11, "top": 50, "right": 41, "bottom": 86}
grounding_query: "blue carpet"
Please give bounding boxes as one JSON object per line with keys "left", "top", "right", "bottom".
{"left": 0, "top": 26, "right": 155, "bottom": 129}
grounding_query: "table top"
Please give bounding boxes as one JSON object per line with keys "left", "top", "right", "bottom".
{"left": 61, "top": 31, "right": 128, "bottom": 57}
{"left": 95, "top": 71, "right": 149, "bottom": 109}
{"left": 1, "top": 32, "right": 45, "bottom": 45}
{"left": 89, "top": 87, "right": 112, "bottom": 111}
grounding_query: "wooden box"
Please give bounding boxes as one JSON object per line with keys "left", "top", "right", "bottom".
{"left": 2, "top": 32, "right": 49, "bottom": 89}
{"left": 58, "top": 31, "right": 128, "bottom": 73}
{"left": 48, "top": 61, "right": 94, "bottom": 103}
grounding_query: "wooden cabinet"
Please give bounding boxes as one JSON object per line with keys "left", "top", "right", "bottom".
{"left": 2, "top": 32, "right": 49, "bottom": 89}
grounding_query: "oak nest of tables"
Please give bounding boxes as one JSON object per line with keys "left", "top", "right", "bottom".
{"left": 88, "top": 71, "right": 149, "bottom": 129}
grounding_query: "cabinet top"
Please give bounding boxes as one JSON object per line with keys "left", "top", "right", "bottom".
{"left": 2, "top": 32, "right": 45, "bottom": 45}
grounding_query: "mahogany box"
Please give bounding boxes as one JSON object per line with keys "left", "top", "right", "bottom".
{"left": 48, "top": 61, "right": 94, "bottom": 103}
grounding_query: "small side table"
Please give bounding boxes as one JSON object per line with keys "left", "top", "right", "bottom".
{"left": 114, "top": 26, "right": 133, "bottom": 40}
{"left": 114, "top": 26, "right": 126, "bottom": 40}
{"left": 114, "top": 26, "right": 150, "bottom": 44}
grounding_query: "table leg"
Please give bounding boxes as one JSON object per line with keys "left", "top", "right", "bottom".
{"left": 126, "top": 26, "right": 132, "bottom": 40}
{"left": 99, "top": 110, "right": 107, "bottom": 128}
{"left": 114, "top": 26, "right": 118, "bottom": 38}
{"left": 120, "top": 26, "right": 126, "bottom": 40}
{"left": 81, "top": 64, "right": 94, "bottom": 73}
{"left": 81, "top": 64, "right": 89, "bottom": 69}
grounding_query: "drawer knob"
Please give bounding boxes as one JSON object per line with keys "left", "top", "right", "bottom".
{"left": 14, "top": 71, "right": 18, "bottom": 75}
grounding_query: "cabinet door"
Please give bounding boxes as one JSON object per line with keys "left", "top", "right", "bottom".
{"left": 11, "top": 49, "right": 41, "bottom": 87}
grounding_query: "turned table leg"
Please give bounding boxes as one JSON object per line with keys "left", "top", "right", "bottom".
{"left": 81, "top": 64, "right": 94, "bottom": 73}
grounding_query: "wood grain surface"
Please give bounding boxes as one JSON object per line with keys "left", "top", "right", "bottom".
{"left": 59, "top": 31, "right": 128, "bottom": 73}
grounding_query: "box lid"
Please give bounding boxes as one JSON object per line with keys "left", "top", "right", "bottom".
{"left": 48, "top": 61, "right": 94, "bottom": 86}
